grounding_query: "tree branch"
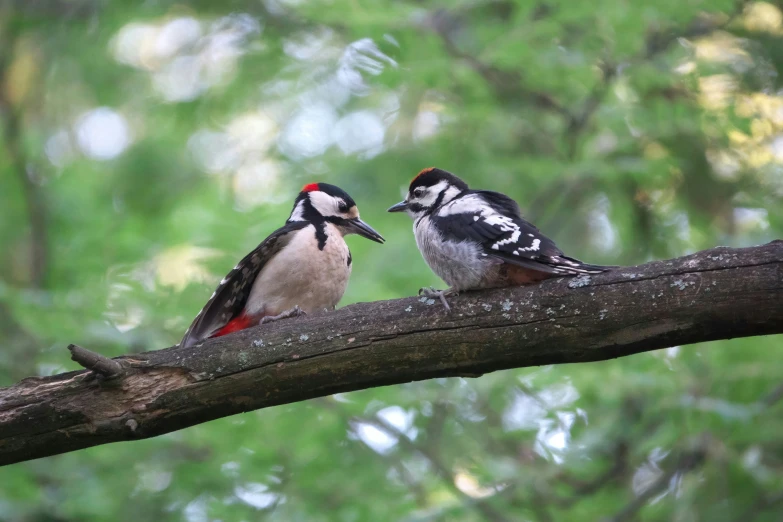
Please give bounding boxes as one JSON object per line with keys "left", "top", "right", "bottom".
{"left": 0, "top": 242, "right": 781, "bottom": 467}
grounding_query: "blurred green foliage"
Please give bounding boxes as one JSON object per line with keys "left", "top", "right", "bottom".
{"left": 1, "top": 0, "right": 782, "bottom": 520}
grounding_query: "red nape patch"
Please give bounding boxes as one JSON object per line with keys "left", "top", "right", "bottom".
{"left": 211, "top": 314, "right": 255, "bottom": 338}
{"left": 302, "top": 183, "right": 320, "bottom": 192}
{"left": 412, "top": 167, "right": 435, "bottom": 182}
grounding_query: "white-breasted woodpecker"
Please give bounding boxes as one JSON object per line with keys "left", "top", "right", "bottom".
{"left": 388, "top": 168, "right": 614, "bottom": 309}
{"left": 180, "top": 183, "right": 384, "bottom": 348}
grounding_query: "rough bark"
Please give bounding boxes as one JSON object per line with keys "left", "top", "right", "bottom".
{"left": 0, "top": 241, "right": 781, "bottom": 467}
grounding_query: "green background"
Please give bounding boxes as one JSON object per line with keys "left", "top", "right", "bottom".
{"left": 1, "top": 0, "right": 782, "bottom": 520}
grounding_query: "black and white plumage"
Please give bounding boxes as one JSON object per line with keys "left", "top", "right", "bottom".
{"left": 388, "top": 168, "right": 613, "bottom": 308}
{"left": 180, "top": 183, "right": 384, "bottom": 349}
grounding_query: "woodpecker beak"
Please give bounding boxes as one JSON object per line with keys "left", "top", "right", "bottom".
{"left": 387, "top": 201, "right": 408, "bottom": 213}
{"left": 346, "top": 218, "right": 385, "bottom": 243}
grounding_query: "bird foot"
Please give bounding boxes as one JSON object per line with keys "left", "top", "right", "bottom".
{"left": 418, "top": 287, "right": 456, "bottom": 311}
{"left": 260, "top": 306, "right": 307, "bottom": 324}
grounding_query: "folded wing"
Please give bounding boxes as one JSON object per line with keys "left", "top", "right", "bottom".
{"left": 434, "top": 191, "right": 610, "bottom": 276}
{"left": 179, "top": 221, "right": 309, "bottom": 348}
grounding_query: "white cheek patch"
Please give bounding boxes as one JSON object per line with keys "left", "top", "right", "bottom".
{"left": 309, "top": 191, "right": 340, "bottom": 217}
{"left": 415, "top": 180, "right": 449, "bottom": 208}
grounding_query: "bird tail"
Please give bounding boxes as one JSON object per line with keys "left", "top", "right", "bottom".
{"left": 545, "top": 255, "right": 617, "bottom": 275}
{"left": 180, "top": 312, "right": 263, "bottom": 348}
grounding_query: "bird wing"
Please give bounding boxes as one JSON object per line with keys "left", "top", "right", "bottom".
{"left": 179, "top": 221, "right": 310, "bottom": 348}
{"left": 434, "top": 192, "right": 609, "bottom": 276}
{"left": 472, "top": 190, "right": 524, "bottom": 218}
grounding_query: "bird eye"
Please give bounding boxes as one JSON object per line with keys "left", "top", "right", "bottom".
{"left": 413, "top": 187, "right": 425, "bottom": 198}
{"left": 338, "top": 203, "right": 349, "bottom": 213}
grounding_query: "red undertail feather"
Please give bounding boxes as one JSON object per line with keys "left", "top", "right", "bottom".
{"left": 211, "top": 313, "right": 256, "bottom": 338}
{"left": 302, "top": 183, "right": 320, "bottom": 192}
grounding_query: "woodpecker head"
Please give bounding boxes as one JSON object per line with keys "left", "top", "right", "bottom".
{"left": 387, "top": 167, "right": 469, "bottom": 218}
{"left": 289, "top": 183, "right": 384, "bottom": 243}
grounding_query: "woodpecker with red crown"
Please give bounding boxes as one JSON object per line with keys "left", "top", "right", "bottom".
{"left": 180, "top": 183, "right": 384, "bottom": 349}
{"left": 388, "top": 168, "right": 614, "bottom": 309}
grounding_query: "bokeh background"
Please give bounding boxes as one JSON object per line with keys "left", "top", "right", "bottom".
{"left": 2, "top": 0, "right": 783, "bottom": 520}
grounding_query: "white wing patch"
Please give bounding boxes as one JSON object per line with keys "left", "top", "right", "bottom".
{"left": 439, "top": 196, "right": 540, "bottom": 255}
{"left": 484, "top": 214, "right": 521, "bottom": 250}
{"left": 440, "top": 185, "right": 463, "bottom": 205}
{"left": 437, "top": 194, "right": 488, "bottom": 216}
{"left": 516, "top": 238, "right": 540, "bottom": 252}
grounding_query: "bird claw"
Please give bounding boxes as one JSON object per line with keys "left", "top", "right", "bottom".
{"left": 260, "top": 306, "right": 307, "bottom": 324}
{"left": 418, "top": 287, "right": 454, "bottom": 311}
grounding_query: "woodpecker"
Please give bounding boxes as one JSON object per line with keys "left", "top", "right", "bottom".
{"left": 388, "top": 168, "right": 614, "bottom": 309}
{"left": 180, "top": 183, "right": 384, "bottom": 348}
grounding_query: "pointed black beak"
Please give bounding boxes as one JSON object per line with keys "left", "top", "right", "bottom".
{"left": 347, "top": 218, "right": 385, "bottom": 243}
{"left": 387, "top": 201, "right": 408, "bottom": 213}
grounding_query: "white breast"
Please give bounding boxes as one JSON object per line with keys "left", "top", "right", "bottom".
{"left": 244, "top": 223, "right": 352, "bottom": 316}
{"left": 413, "top": 216, "right": 490, "bottom": 291}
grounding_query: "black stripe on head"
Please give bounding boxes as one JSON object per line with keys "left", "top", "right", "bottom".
{"left": 403, "top": 168, "right": 469, "bottom": 216}
{"left": 409, "top": 168, "right": 469, "bottom": 192}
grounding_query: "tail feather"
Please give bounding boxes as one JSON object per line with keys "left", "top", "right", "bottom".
{"left": 180, "top": 311, "right": 263, "bottom": 348}
{"left": 210, "top": 313, "right": 258, "bottom": 339}
{"left": 490, "top": 252, "right": 617, "bottom": 276}
{"left": 545, "top": 255, "right": 617, "bottom": 275}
